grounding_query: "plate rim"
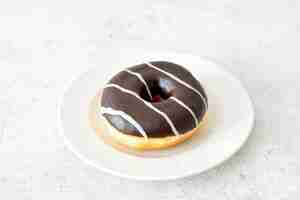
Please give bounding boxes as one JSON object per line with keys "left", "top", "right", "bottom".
{"left": 58, "top": 51, "right": 255, "bottom": 181}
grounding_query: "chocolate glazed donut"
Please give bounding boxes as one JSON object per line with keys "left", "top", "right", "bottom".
{"left": 100, "top": 61, "right": 208, "bottom": 139}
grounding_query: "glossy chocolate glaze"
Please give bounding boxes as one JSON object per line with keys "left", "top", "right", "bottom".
{"left": 101, "top": 61, "right": 207, "bottom": 138}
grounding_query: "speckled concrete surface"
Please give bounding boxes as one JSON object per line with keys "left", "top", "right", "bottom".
{"left": 0, "top": 0, "right": 300, "bottom": 199}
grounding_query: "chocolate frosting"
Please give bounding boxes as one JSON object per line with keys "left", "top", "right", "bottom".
{"left": 100, "top": 61, "right": 208, "bottom": 138}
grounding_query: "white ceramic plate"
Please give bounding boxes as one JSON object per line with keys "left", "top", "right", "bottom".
{"left": 59, "top": 50, "right": 254, "bottom": 181}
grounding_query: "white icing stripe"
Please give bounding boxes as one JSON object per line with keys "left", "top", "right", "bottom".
{"left": 100, "top": 107, "right": 148, "bottom": 139}
{"left": 170, "top": 96, "right": 198, "bottom": 128}
{"left": 104, "top": 83, "right": 180, "bottom": 136}
{"left": 125, "top": 69, "right": 153, "bottom": 100}
{"left": 145, "top": 62, "right": 208, "bottom": 110}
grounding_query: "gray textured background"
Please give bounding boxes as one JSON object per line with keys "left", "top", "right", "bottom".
{"left": 0, "top": 0, "right": 300, "bottom": 199}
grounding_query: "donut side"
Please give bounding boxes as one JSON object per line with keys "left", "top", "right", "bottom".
{"left": 102, "top": 114, "right": 206, "bottom": 150}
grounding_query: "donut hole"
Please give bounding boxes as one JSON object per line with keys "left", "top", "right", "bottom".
{"left": 151, "top": 85, "right": 172, "bottom": 102}
{"left": 140, "top": 78, "right": 174, "bottom": 103}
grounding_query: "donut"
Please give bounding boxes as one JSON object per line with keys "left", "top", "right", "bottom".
{"left": 99, "top": 61, "right": 208, "bottom": 150}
